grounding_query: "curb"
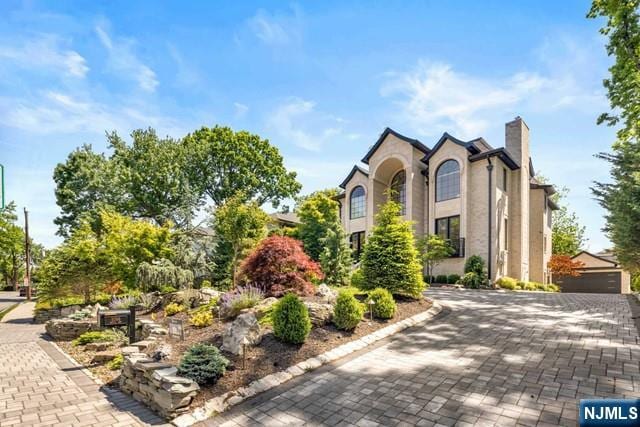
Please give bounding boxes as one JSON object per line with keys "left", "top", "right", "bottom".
{"left": 171, "top": 300, "right": 443, "bottom": 427}
{"left": 47, "top": 340, "right": 106, "bottom": 386}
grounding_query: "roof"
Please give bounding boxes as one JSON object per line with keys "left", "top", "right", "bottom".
{"left": 269, "top": 212, "right": 300, "bottom": 225}
{"left": 421, "top": 132, "right": 482, "bottom": 163}
{"left": 468, "top": 148, "right": 520, "bottom": 170}
{"left": 339, "top": 165, "right": 369, "bottom": 189}
{"left": 361, "top": 128, "right": 430, "bottom": 164}
{"left": 572, "top": 250, "right": 619, "bottom": 267}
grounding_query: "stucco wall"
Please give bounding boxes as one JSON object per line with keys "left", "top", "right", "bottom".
{"left": 342, "top": 171, "right": 369, "bottom": 236}
{"left": 529, "top": 189, "right": 546, "bottom": 283}
{"left": 574, "top": 252, "right": 617, "bottom": 268}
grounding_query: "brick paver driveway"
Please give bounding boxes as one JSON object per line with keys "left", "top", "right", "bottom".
{"left": 0, "top": 291, "right": 23, "bottom": 312}
{"left": 206, "top": 290, "right": 640, "bottom": 427}
{"left": 0, "top": 302, "right": 168, "bottom": 427}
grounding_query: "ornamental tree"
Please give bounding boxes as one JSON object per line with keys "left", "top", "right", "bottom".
{"left": 416, "top": 234, "right": 454, "bottom": 284}
{"left": 359, "top": 200, "right": 424, "bottom": 298}
{"left": 548, "top": 254, "right": 585, "bottom": 278}
{"left": 319, "top": 220, "right": 352, "bottom": 286}
{"left": 296, "top": 189, "right": 341, "bottom": 261}
{"left": 239, "top": 236, "right": 322, "bottom": 297}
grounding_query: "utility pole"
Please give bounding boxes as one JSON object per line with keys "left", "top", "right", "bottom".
{"left": 24, "top": 208, "right": 31, "bottom": 301}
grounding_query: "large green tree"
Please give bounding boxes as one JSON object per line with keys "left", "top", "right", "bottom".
{"left": 589, "top": 1, "right": 640, "bottom": 271}
{"left": 183, "top": 126, "right": 301, "bottom": 208}
{"left": 210, "top": 194, "right": 269, "bottom": 288}
{"left": 359, "top": 200, "right": 424, "bottom": 298}
{"left": 0, "top": 203, "right": 25, "bottom": 288}
{"left": 296, "top": 189, "right": 340, "bottom": 261}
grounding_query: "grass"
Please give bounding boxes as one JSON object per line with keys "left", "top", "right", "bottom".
{"left": 0, "top": 303, "right": 19, "bottom": 321}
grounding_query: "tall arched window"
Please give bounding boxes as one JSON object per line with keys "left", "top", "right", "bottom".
{"left": 390, "top": 170, "right": 406, "bottom": 215}
{"left": 436, "top": 160, "right": 460, "bottom": 202}
{"left": 350, "top": 186, "right": 365, "bottom": 219}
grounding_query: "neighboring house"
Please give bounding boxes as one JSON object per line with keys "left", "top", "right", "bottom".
{"left": 555, "top": 250, "right": 631, "bottom": 294}
{"left": 268, "top": 212, "right": 300, "bottom": 234}
{"left": 337, "top": 117, "right": 557, "bottom": 283}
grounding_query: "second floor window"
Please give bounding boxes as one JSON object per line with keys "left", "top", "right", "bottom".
{"left": 436, "top": 215, "right": 462, "bottom": 256}
{"left": 390, "top": 170, "right": 406, "bottom": 215}
{"left": 350, "top": 186, "right": 365, "bottom": 219}
{"left": 436, "top": 159, "right": 460, "bottom": 202}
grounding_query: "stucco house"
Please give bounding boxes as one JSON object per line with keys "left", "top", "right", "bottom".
{"left": 337, "top": 117, "right": 557, "bottom": 283}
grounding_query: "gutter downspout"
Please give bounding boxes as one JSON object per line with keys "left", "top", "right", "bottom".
{"left": 486, "top": 158, "right": 494, "bottom": 284}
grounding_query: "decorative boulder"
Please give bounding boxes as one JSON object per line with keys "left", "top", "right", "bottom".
{"left": 316, "top": 284, "right": 338, "bottom": 304}
{"left": 199, "top": 288, "right": 221, "bottom": 302}
{"left": 304, "top": 302, "right": 334, "bottom": 326}
{"left": 221, "top": 312, "right": 261, "bottom": 355}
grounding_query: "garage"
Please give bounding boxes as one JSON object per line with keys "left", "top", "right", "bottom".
{"left": 555, "top": 251, "right": 631, "bottom": 294}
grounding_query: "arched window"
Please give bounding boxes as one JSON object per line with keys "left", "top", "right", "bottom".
{"left": 436, "top": 160, "right": 460, "bottom": 202}
{"left": 390, "top": 170, "right": 406, "bottom": 215}
{"left": 350, "top": 186, "right": 365, "bottom": 219}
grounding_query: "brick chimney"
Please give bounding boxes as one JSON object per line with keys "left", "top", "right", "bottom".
{"left": 505, "top": 116, "right": 530, "bottom": 281}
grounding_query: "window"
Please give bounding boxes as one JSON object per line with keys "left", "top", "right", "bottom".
{"left": 436, "top": 215, "right": 462, "bottom": 257}
{"left": 501, "top": 168, "right": 508, "bottom": 191}
{"left": 390, "top": 170, "right": 406, "bottom": 215}
{"left": 350, "top": 186, "right": 365, "bottom": 219}
{"left": 338, "top": 201, "right": 342, "bottom": 221}
{"left": 543, "top": 235, "right": 547, "bottom": 254}
{"left": 547, "top": 206, "right": 552, "bottom": 228}
{"left": 503, "top": 218, "right": 508, "bottom": 251}
{"left": 350, "top": 231, "right": 365, "bottom": 261}
{"left": 435, "top": 160, "right": 460, "bottom": 202}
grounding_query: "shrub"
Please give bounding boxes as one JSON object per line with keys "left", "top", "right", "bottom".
{"left": 201, "top": 280, "right": 212, "bottom": 288}
{"left": 179, "top": 288, "right": 202, "bottom": 308}
{"left": 190, "top": 311, "right": 213, "bottom": 327}
{"left": 333, "top": 291, "right": 364, "bottom": 330}
{"left": 177, "top": 343, "right": 229, "bottom": 385}
{"left": 458, "top": 272, "right": 482, "bottom": 289}
{"left": 72, "top": 330, "right": 123, "bottom": 346}
{"left": 496, "top": 276, "right": 518, "bottom": 290}
{"left": 160, "top": 285, "right": 177, "bottom": 294}
{"left": 164, "top": 302, "right": 185, "bottom": 316}
{"left": 546, "top": 283, "right": 560, "bottom": 292}
{"left": 109, "top": 295, "right": 137, "bottom": 310}
{"left": 435, "top": 274, "right": 448, "bottom": 284}
{"left": 220, "top": 286, "right": 264, "bottom": 317}
{"left": 240, "top": 236, "right": 322, "bottom": 297}
{"left": 522, "top": 281, "right": 536, "bottom": 291}
{"left": 464, "top": 255, "right": 485, "bottom": 275}
{"left": 107, "top": 353, "right": 124, "bottom": 370}
{"left": 367, "top": 288, "right": 396, "bottom": 319}
{"left": 447, "top": 274, "right": 460, "bottom": 284}
{"left": 272, "top": 294, "right": 312, "bottom": 344}
{"left": 350, "top": 268, "right": 364, "bottom": 288}
{"left": 359, "top": 200, "right": 424, "bottom": 298}
{"left": 534, "top": 282, "right": 547, "bottom": 291}
{"left": 137, "top": 293, "right": 158, "bottom": 311}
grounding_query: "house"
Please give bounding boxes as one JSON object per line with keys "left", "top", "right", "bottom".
{"left": 337, "top": 117, "right": 557, "bottom": 283}
{"left": 554, "top": 250, "right": 631, "bottom": 293}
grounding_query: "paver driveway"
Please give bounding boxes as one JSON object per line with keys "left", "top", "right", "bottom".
{"left": 206, "top": 290, "right": 640, "bottom": 427}
{"left": 0, "top": 302, "right": 168, "bottom": 427}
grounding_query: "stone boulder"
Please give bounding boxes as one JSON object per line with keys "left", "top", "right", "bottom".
{"left": 252, "top": 297, "right": 278, "bottom": 320}
{"left": 222, "top": 312, "right": 261, "bottom": 355}
{"left": 304, "top": 302, "right": 333, "bottom": 326}
{"left": 316, "top": 284, "right": 338, "bottom": 304}
{"left": 199, "top": 288, "right": 221, "bottom": 303}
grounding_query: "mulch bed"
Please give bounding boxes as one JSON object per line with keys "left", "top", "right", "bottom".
{"left": 56, "top": 295, "right": 432, "bottom": 410}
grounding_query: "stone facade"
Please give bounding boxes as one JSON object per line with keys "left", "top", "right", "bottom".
{"left": 45, "top": 318, "right": 102, "bottom": 340}
{"left": 34, "top": 304, "right": 84, "bottom": 323}
{"left": 339, "top": 117, "right": 557, "bottom": 283}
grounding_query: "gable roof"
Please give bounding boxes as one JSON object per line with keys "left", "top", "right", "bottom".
{"left": 572, "top": 250, "right": 619, "bottom": 267}
{"left": 339, "top": 165, "right": 369, "bottom": 189}
{"left": 468, "top": 148, "right": 520, "bottom": 170}
{"left": 361, "top": 128, "right": 430, "bottom": 164}
{"left": 420, "top": 132, "right": 482, "bottom": 163}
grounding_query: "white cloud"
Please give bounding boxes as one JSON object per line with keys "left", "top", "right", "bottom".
{"left": 167, "top": 43, "right": 201, "bottom": 88}
{"left": 234, "top": 102, "right": 249, "bottom": 117}
{"left": 95, "top": 24, "right": 158, "bottom": 92}
{"left": 247, "top": 7, "right": 303, "bottom": 47}
{"left": 381, "top": 37, "right": 607, "bottom": 139}
{"left": 0, "top": 34, "right": 88, "bottom": 78}
{"left": 267, "top": 98, "right": 347, "bottom": 151}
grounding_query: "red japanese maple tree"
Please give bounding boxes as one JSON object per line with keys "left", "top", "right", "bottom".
{"left": 239, "top": 235, "right": 323, "bottom": 297}
{"left": 548, "top": 255, "right": 585, "bottom": 277}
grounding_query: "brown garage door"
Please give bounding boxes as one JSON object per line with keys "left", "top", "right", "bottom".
{"left": 556, "top": 271, "right": 621, "bottom": 293}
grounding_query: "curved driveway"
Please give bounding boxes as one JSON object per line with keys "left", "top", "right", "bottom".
{"left": 206, "top": 290, "right": 640, "bottom": 427}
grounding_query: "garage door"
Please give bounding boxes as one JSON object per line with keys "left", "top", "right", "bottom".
{"left": 556, "top": 271, "right": 621, "bottom": 293}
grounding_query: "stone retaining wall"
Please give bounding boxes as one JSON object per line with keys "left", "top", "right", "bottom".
{"left": 120, "top": 354, "right": 199, "bottom": 419}
{"left": 34, "top": 305, "right": 83, "bottom": 323}
{"left": 45, "top": 318, "right": 102, "bottom": 340}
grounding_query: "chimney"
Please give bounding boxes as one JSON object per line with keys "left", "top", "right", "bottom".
{"left": 505, "top": 116, "right": 529, "bottom": 169}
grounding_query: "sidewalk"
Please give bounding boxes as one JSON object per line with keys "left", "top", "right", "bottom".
{"left": 0, "top": 301, "right": 168, "bottom": 427}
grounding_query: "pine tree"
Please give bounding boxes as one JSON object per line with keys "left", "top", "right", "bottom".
{"left": 360, "top": 200, "right": 424, "bottom": 298}
{"left": 319, "top": 220, "right": 352, "bottom": 286}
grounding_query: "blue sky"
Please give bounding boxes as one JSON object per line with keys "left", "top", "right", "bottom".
{"left": 0, "top": 0, "right": 615, "bottom": 250}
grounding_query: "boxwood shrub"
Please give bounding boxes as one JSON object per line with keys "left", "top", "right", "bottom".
{"left": 367, "top": 288, "right": 396, "bottom": 319}
{"left": 272, "top": 293, "right": 312, "bottom": 344}
{"left": 333, "top": 291, "right": 364, "bottom": 330}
